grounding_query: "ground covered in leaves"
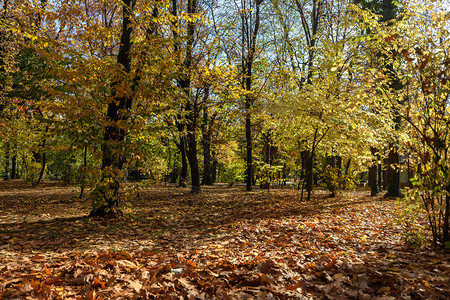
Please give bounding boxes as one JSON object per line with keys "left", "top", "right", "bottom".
{"left": 0, "top": 181, "right": 449, "bottom": 299}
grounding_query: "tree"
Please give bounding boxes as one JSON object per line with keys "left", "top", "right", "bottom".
{"left": 90, "top": 0, "right": 136, "bottom": 216}
{"left": 239, "top": 0, "right": 264, "bottom": 191}
{"left": 369, "top": 0, "right": 450, "bottom": 247}
{"left": 268, "top": 0, "right": 386, "bottom": 200}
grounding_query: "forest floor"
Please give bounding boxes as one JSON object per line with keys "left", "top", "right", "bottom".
{"left": 0, "top": 180, "right": 449, "bottom": 299}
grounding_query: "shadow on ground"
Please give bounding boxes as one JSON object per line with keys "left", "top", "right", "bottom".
{"left": 0, "top": 181, "right": 374, "bottom": 253}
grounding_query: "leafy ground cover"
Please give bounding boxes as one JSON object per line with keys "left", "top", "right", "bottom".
{"left": 0, "top": 181, "right": 449, "bottom": 299}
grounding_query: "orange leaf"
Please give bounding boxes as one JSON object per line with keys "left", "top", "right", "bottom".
{"left": 93, "top": 277, "right": 107, "bottom": 289}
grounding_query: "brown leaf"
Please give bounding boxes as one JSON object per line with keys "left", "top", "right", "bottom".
{"left": 117, "top": 259, "right": 137, "bottom": 268}
{"left": 127, "top": 279, "right": 142, "bottom": 292}
{"left": 85, "top": 290, "right": 97, "bottom": 300}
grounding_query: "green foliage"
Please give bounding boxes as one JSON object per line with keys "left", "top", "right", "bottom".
{"left": 256, "top": 163, "right": 283, "bottom": 190}
{"left": 322, "top": 165, "right": 357, "bottom": 195}
{"left": 404, "top": 226, "right": 428, "bottom": 248}
{"left": 401, "top": 162, "right": 449, "bottom": 248}
{"left": 219, "top": 160, "right": 245, "bottom": 187}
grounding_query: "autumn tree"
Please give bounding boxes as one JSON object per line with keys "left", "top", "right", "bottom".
{"left": 368, "top": 0, "right": 450, "bottom": 247}
{"left": 233, "top": 0, "right": 265, "bottom": 191}
{"left": 355, "top": 0, "right": 402, "bottom": 197}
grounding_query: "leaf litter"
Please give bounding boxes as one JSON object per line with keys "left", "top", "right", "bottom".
{"left": 0, "top": 181, "right": 449, "bottom": 299}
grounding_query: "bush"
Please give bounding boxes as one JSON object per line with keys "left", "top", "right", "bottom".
{"left": 219, "top": 161, "right": 245, "bottom": 187}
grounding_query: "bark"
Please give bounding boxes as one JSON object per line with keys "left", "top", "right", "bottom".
{"left": 171, "top": 1, "right": 187, "bottom": 188}
{"left": 185, "top": 93, "right": 200, "bottom": 193}
{"left": 260, "top": 132, "right": 272, "bottom": 190}
{"left": 202, "top": 138, "right": 213, "bottom": 185}
{"left": 242, "top": 0, "right": 263, "bottom": 192}
{"left": 4, "top": 142, "right": 10, "bottom": 180}
{"left": 90, "top": 0, "right": 135, "bottom": 217}
{"left": 201, "top": 99, "right": 216, "bottom": 186}
{"left": 79, "top": 146, "right": 87, "bottom": 199}
{"left": 377, "top": 153, "right": 382, "bottom": 190}
{"left": 172, "top": 0, "right": 200, "bottom": 193}
{"left": 176, "top": 119, "right": 188, "bottom": 187}
{"left": 11, "top": 153, "right": 16, "bottom": 179}
{"left": 369, "top": 147, "right": 379, "bottom": 196}
{"left": 299, "top": 150, "right": 308, "bottom": 194}
{"left": 327, "top": 155, "right": 337, "bottom": 197}
{"left": 34, "top": 125, "right": 49, "bottom": 186}
{"left": 344, "top": 158, "right": 351, "bottom": 177}
{"left": 369, "top": 164, "right": 378, "bottom": 196}
{"left": 35, "top": 152, "right": 46, "bottom": 185}
{"left": 305, "top": 150, "right": 314, "bottom": 201}
{"left": 385, "top": 144, "right": 401, "bottom": 198}
{"left": 245, "top": 104, "right": 252, "bottom": 191}
{"left": 443, "top": 187, "right": 449, "bottom": 246}
{"left": 184, "top": 0, "right": 200, "bottom": 194}
{"left": 211, "top": 155, "right": 217, "bottom": 182}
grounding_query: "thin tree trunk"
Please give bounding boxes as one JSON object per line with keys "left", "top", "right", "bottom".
{"left": 369, "top": 147, "right": 379, "bottom": 196}
{"left": 176, "top": 119, "right": 188, "bottom": 187}
{"left": 34, "top": 125, "right": 49, "bottom": 186}
{"left": 245, "top": 103, "right": 252, "bottom": 191}
{"left": 241, "top": 0, "right": 262, "bottom": 192}
{"left": 201, "top": 127, "right": 214, "bottom": 185}
{"left": 377, "top": 153, "right": 382, "bottom": 190}
{"left": 201, "top": 91, "right": 215, "bottom": 186}
{"left": 306, "top": 151, "right": 314, "bottom": 201}
{"left": 79, "top": 146, "right": 87, "bottom": 199}
{"left": 11, "top": 153, "right": 16, "bottom": 179}
{"left": 185, "top": 95, "right": 200, "bottom": 193}
{"left": 202, "top": 137, "right": 213, "bottom": 185}
{"left": 35, "top": 152, "right": 46, "bottom": 185}
{"left": 4, "top": 142, "right": 10, "bottom": 180}
{"left": 443, "top": 185, "right": 449, "bottom": 246}
{"left": 173, "top": 0, "right": 200, "bottom": 193}
{"left": 211, "top": 155, "right": 217, "bottom": 182}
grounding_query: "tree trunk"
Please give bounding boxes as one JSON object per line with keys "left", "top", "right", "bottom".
{"left": 4, "top": 142, "right": 10, "bottom": 180}
{"left": 35, "top": 152, "right": 46, "bottom": 185}
{"left": 443, "top": 186, "right": 449, "bottom": 247}
{"left": 369, "top": 164, "right": 378, "bottom": 196}
{"left": 299, "top": 149, "right": 308, "bottom": 200}
{"left": 202, "top": 128, "right": 214, "bottom": 186}
{"left": 369, "top": 147, "right": 379, "bottom": 196}
{"left": 211, "top": 155, "right": 218, "bottom": 182}
{"left": 11, "top": 153, "right": 16, "bottom": 179}
{"left": 245, "top": 103, "right": 252, "bottom": 191}
{"left": 385, "top": 144, "right": 401, "bottom": 198}
{"left": 201, "top": 92, "right": 215, "bottom": 186}
{"left": 34, "top": 125, "right": 49, "bottom": 186}
{"left": 202, "top": 137, "right": 214, "bottom": 185}
{"left": 173, "top": 0, "right": 200, "bottom": 194}
{"left": 90, "top": 0, "right": 134, "bottom": 217}
{"left": 185, "top": 96, "right": 200, "bottom": 193}
{"left": 306, "top": 151, "right": 314, "bottom": 201}
{"left": 79, "top": 146, "right": 87, "bottom": 199}
{"left": 176, "top": 119, "right": 188, "bottom": 187}
{"left": 241, "top": 0, "right": 262, "bottom": 192}
{"left": 377, "top": 153, "right": 382, "bottom": 190}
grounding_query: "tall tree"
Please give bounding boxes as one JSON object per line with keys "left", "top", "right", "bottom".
{"left": 90, "top": 0, "right": 136, "bottom": 216}
{"left": 294, "top": 0, "right": 324, "bottom": 200}
{"left": 239, "top": 0, "right": 264, "bottom": 191}
{"left": 171, "top": 0, "right": 202, "bottom": 193}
